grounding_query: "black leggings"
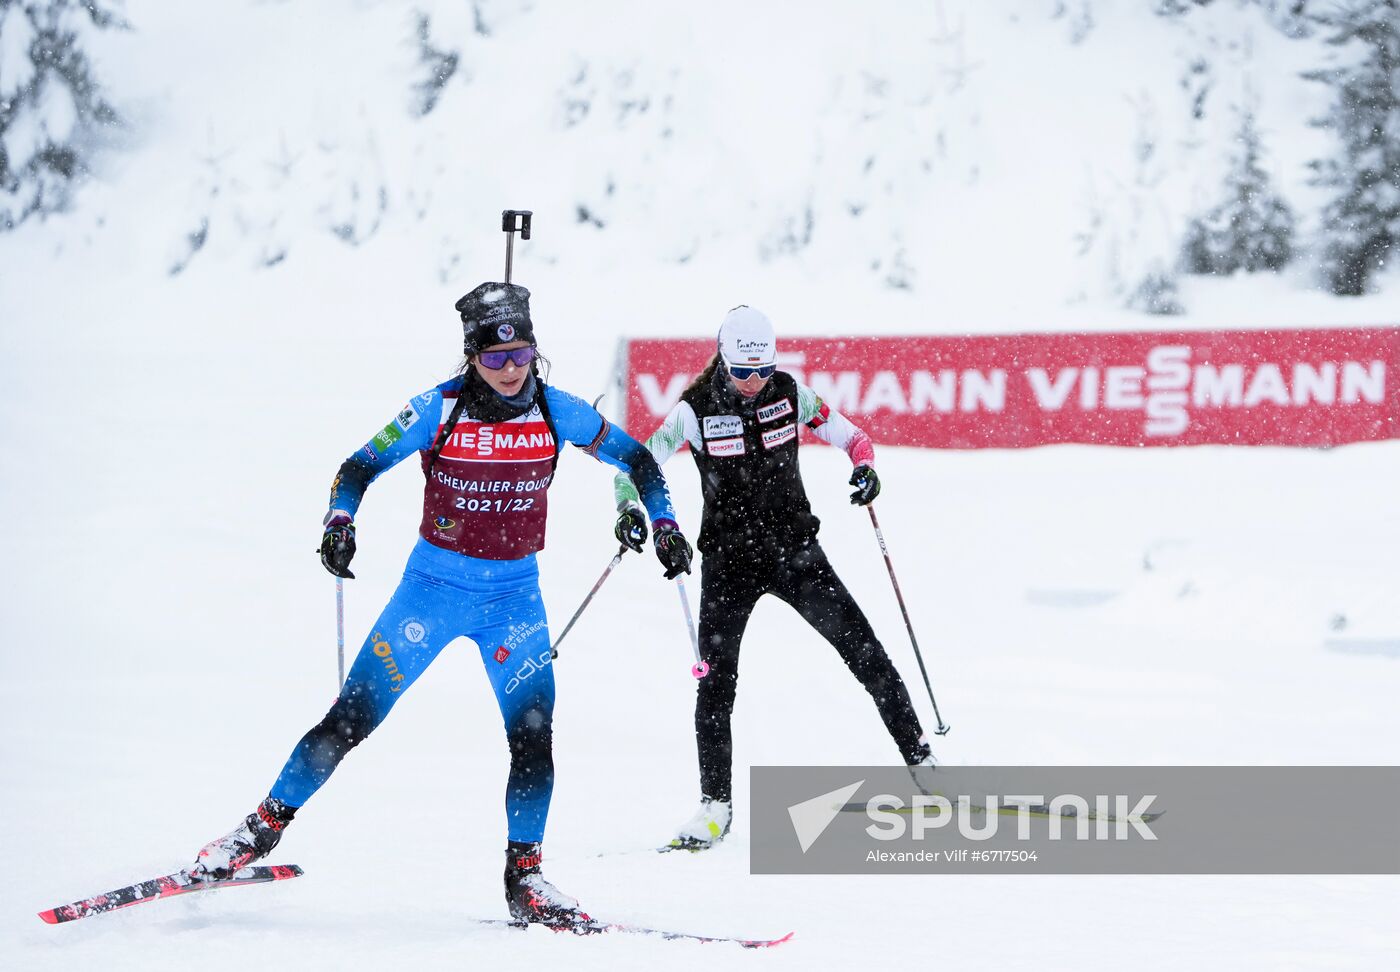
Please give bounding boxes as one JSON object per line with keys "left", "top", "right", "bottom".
{"left": 694, "top": 541, "right": 926, "bottom": 802}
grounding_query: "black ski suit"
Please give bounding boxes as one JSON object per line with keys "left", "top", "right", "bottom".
{"left": 622, "top": 366, "right": 928, "bottom": 802}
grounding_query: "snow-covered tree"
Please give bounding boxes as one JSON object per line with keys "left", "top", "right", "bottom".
{"left": 1304, "top": 0, "right": 1400, "bottom": 295}
{"left": 0, "top": 0, "right": 124, "bottom": 231}
{"left": 1182, "top": 104, "right": 1296, "bottom": 275}
{"left": 1127, "top": 262, "right": 1186, "bottom": 315}
{"left": 411, "top": 12, "right": 459, "bottom": 117}
{"left": 1076, "top": 91, "right": 1189, "bottom": 315}
{"left": 1154, "top": 0, "right": 1215, "bottom": 15}
{"left": 1156, "top": 0, "right": 1320, "bottom": 37}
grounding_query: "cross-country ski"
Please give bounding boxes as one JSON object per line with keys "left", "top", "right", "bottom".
{"left": 467, "top": 917, "right": 794, "bottom": 948}
{"left": 38, "top": 866, "right": 304, "bottom": 925}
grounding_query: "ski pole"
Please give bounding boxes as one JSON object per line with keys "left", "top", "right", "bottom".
{"left": 501, "top": 210, "right": 532, "bottom": 282}
{"left": 550, "top": 545, "right": 628, "bottom": 659}
{"left": 675, "top": 575, "right": 709, "bottom": 679}
{"left": 866, "top": 505, "right": 950, "bottom": 735}
{"left": 335, "top": 577, "right": 346, "bottom": 689}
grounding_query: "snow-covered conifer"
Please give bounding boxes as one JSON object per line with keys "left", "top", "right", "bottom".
{"left": 1182, "top": 104, "right": 1296, "bottom": 275}
{"left": 0, "top": 0, "right": 124, "bottom": 230}
{"left": 1304, "top": 0, "right": 1400, "bottom": 295}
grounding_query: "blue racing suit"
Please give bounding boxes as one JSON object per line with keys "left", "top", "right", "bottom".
{"left": 269, "top": 375, "right": 675, "bottom": 843}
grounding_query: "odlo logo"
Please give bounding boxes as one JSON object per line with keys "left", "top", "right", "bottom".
{"left": 504, "top": 649, "right": 552, "bottom": 695}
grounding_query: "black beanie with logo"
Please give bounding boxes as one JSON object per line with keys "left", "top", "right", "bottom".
{"left": 455, "top": 282, "right": 535, "bottom": 354}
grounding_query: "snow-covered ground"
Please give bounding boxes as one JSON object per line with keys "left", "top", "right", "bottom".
{"left": 4, "top": 235, "right": 1398, "bottom": 969}
{"left": 3, "top": 1, "right": 1399, "bottom": 969}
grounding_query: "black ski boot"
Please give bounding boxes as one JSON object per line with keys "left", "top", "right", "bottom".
{"left": 504, "top": 841, "right": 596, "bottom": 932}
{"left": 192, "top": 797, "right": 296, "bottom": 880}
{"left": 907, "top": 739, "right": 939, "bottom": 796}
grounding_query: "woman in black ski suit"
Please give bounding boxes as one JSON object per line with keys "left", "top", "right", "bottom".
{"left": 612, "top": 306, "right": 935, "bottom": 850}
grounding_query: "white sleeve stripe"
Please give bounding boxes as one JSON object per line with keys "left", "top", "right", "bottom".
{"left": 811, "top": 410, "right": 858, "bottom": 451}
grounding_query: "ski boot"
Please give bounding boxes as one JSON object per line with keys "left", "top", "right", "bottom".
{"left": 666, "top": 795, "right": 732, "bottom": 852}
{"left": 191, "top": 797, "right": 296, "bottom": 880}
{"left": 504, "top": 842, "right": 596, "bottom": 933}
{"left": 907, "top": 739, "right": 939, "bottom": 796}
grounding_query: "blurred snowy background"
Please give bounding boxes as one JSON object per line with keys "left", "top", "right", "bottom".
{"left": 4, "top": 0, "right": 1398, "bottom": 315}
{"left": 2, "top": 2, "right": 1398, "bottom": 970}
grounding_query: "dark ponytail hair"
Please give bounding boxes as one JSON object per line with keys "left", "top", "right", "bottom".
{"left": 685, "top": 353, "right": 722, "bottom": 396}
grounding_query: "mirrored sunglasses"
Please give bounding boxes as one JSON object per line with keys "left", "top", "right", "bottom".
{"left": 729, "top": 363, "right": 776, "bottom": 380}
{"left": 477, "top": 347, "right": 537, "bottom": 370}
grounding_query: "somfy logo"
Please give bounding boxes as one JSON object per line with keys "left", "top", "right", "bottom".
{"left": 788, "top": 780, "right": 864, "bottom": 853}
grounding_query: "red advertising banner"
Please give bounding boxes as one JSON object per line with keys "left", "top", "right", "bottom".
{"left": 619, "top": 327, "right": 1400, "bottom": 448}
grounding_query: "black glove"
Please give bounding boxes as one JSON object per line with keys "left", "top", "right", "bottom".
{"left": 614, "top": 507, "right": 647, "bottom": 553}
{"left": 848, "top": 464, "right": 880, "bottom": 505}
{"left": 319, "top": 516, "right": 357, "bottom": 579}
{"left": 653, "top": 519, "right": 693, "bottom": 579}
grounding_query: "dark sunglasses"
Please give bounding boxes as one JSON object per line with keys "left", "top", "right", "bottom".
{"left": 729, "top": 363, "right": 776, "bottom": 380}
{"left": 477, "top": 347, "right": 537, "bottom": 370}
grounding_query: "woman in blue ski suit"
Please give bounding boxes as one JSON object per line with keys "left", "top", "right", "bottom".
{"left": 191, "top": 282, "right": 694, "bottom": 929}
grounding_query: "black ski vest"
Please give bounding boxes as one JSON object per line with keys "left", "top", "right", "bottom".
{"left": 681, "top": 369, "right": 819, "bottom": 557}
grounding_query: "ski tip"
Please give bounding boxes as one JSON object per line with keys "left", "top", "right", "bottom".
{"left": 215, "top": 863, "right": 305, "bottom": 882}
{"left": 745, "top": 931, "right": 795, "bottom": 948}
{"left": 37, "top": 909, "right": 60, "bottom": 925}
